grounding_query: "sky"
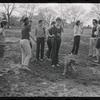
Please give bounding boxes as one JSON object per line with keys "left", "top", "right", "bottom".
{"left": 0, "top": 3, "right": 95, "bottom": 26}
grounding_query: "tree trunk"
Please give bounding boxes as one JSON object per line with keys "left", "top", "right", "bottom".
{"left": 7, "top": 15, "right": 10, "bottom": 28}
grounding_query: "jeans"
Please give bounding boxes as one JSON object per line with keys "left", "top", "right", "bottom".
{"left": 20, "top": 39, "right": 32, "bottom": 66}
{"left": 71, "top": 36, "right": 80, "bottom": 55}
{"left": 46, "top": 37, "right": 52, "bottom": 59}
{"left": 89, "top": 37, "right": 96, "bottom": 56}
{"left": 51, "top": 36, "right": 61, "bottom": 65}
{"left": 36, "top": 37, "right": 45, "bottom": 59}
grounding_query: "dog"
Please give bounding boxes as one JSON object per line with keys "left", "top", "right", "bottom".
{"left": 62, "top": 53, "right": 77, "bottom": 75}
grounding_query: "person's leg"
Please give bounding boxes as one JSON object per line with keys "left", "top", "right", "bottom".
{"left": 49, "top": 39, "right": 52, "bottom": 59}
{"left": 95, "top": 48, "right": 100, "bottom": 62}
{"left": 46, "top": 38, "right": 52, "bottom": 59}
{"left": 36, "top": 38, "right": 41, "bottom": 60}
{"left": 71, "top": 36, "right": 76, "bottom": 54}
{"left": 56, "top": 37, "right": 61, "bottom": 65}
{"left": 89, "top": 38, "right": 93, "bottom": 56}
{"left": 41, "top": 37, "right": 45, "bottom": 59}
{"left": 23, "top": 40, "right": 32, "bottom": 66}
{"left": 0, "top": 45, "right": 5, "bottom": 67}
{"left": 51, "top": 37, "right": 57, "bottom": 66}
{"left": 20, "top": 40, "right": 26, "bottom": 65}
{"left": 75, "top": 36, "right": 80, "bottom": 55}
{"left": 94, "top": 38, "right": 100, "bottom": 64}
{"left": 93, "top": 38, "right": 96, "bottom": 57}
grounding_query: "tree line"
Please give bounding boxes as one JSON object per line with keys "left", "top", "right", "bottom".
{"left": 0, "top": 3, "right": 99, "bottom": 28}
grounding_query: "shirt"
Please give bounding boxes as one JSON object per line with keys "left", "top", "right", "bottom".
{"left": 46, "top": 25, "right": 53, "bottom": 38}
{"left": 0, "top": 28, "right": 6, "bottom": 45}
{"left": 48, "top": 25, "right": 63, "bottom": 37}
{"left": 21, "top": 24, "right": 31, "bottom": 40}
{"left": 74, "top": 25, "right": 82, "bottom": 36}
{"left": 35, "top": 25, "right": 46, "bottom": 38}
{"left": 91, "top": 26, "right": 97, "bottom": 38}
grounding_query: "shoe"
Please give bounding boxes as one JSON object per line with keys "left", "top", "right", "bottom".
{"left": 40, "top": 59, "right": 44, "bottom": 61}
{"left": 52, "top": 65, "right": 55, "bottom": 67}
{"left": 56, "top": 64, "right": 60, "bottom": 67}
{"left": 93, "top": 60, "right": 99, "bottom": 63}
{"left": 88, "top": 55, "right": 92, "bottom": 57}
{"left": 70, "top": 53, "right": 73, "bottom": 55}
{"left": 21, "top": 65, "right": 31, "bottom": 71}
{"left": 35, "top": 59, "right": 39, "bottom": 61}
{"left": 47, "top": 58, "right": 51, "bottom": 61}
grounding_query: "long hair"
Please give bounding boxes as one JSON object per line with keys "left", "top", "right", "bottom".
{"left": 51, "top": 21, "right": 56, "bottom": 26}
{"left": 76, "top": 20, "right": 80, "bottom": 26}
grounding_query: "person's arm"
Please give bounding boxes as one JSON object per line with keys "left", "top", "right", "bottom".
{"left": 47, "top": 26, "right": 52, "bottom": 37}
{"left": 29, "top": 32, "right": 36, "bottom": 42}
{"left": 74, "top": 25, "right": 77, "bottom": 35}
{"left": 3, "top": 31, "right": 6, "bottom": 37}
{"left": 48, "top": 26, "right": 54, "bottom": 37}
{"left": 27, "top": 25, "right": 36, "bottom": 42}
{"left": 97, "top": 26, "right": 100, "bottom": 37}
{"left": 35, "top": 27, "right": 37, "bottom": 36}
{"left": 43, "top": 27, "right": 46, "bottom": 39}
{"left": 61, "top": 26, "right": 64, "bottom": 35}
{"left": 80, "top": 27, "right": 84, "bottom": 34}
{"left": 91, "top": 27, "right": 95, "bottom": 37}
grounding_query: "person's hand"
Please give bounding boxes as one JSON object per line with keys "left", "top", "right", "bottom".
{"left": 94, "top": 31, "right": 98, "bottom": 36}
{"left": 45, "top": 38, "right": 47, "bottom": 42}
{"left": 52, "top": 34, "right": 55, "bottom": 37}
{"left": 49, "top": 35, "right": 52, "bottom": 37}
{"left": 57, "top": 33, "right": 61, "bottom": 36}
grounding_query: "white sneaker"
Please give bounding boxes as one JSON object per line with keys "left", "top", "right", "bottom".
{"left": 52, "top": 65, "right": 55, "bottom": 67}
{"left": 94, "top": 60, "right": 99, "bottom": 63}
{"left": 70, "top": 53, "right": 73, "bottom": 55}
{"left": 21, "top": 65, "right": 31, "bottom": 71}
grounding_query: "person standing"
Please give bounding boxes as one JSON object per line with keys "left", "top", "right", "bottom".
{"left": 89, "top": 19, "right": 98, "bottom": 57}
{"left": 46, "top": 21, "right": 56, "bottom": 60}
{"left": 48, "top": 17, "right": 64, "bottom": 67}
{"left": 35, "top": 20, "right": 46, "bottom": 61}
{"left": 20, "top": 17, "right": 34, "bottom": 70}
{"left": 70, "top": 20, "right": 83, "bottom": 55}
{"left": 94, "top": 19, "right": 100, "bottom": 64}
{"left": 0, "top": 21, "right": 7, "bottom": 66}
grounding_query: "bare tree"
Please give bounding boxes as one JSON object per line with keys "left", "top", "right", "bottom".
{"left": 89, "top": 4, "right": 100, "bottom": 19}
{"left": 0, "top": 3, "right": 16, "bottom": 28}
{"left": 19, "top": 3, "right": 38, "bottom": 19}
{"left": 38, "top": 7, "right": 57, "bottom": 26}
{"left": 57, "top": 4, "right": 69, "bottom": 19}
{"left": 64, "top": 5, "right": 86, "bottom": 27}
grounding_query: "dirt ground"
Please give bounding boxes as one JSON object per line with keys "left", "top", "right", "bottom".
{"left": 0, "top": 28, "right": 100, "bottom": 97}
